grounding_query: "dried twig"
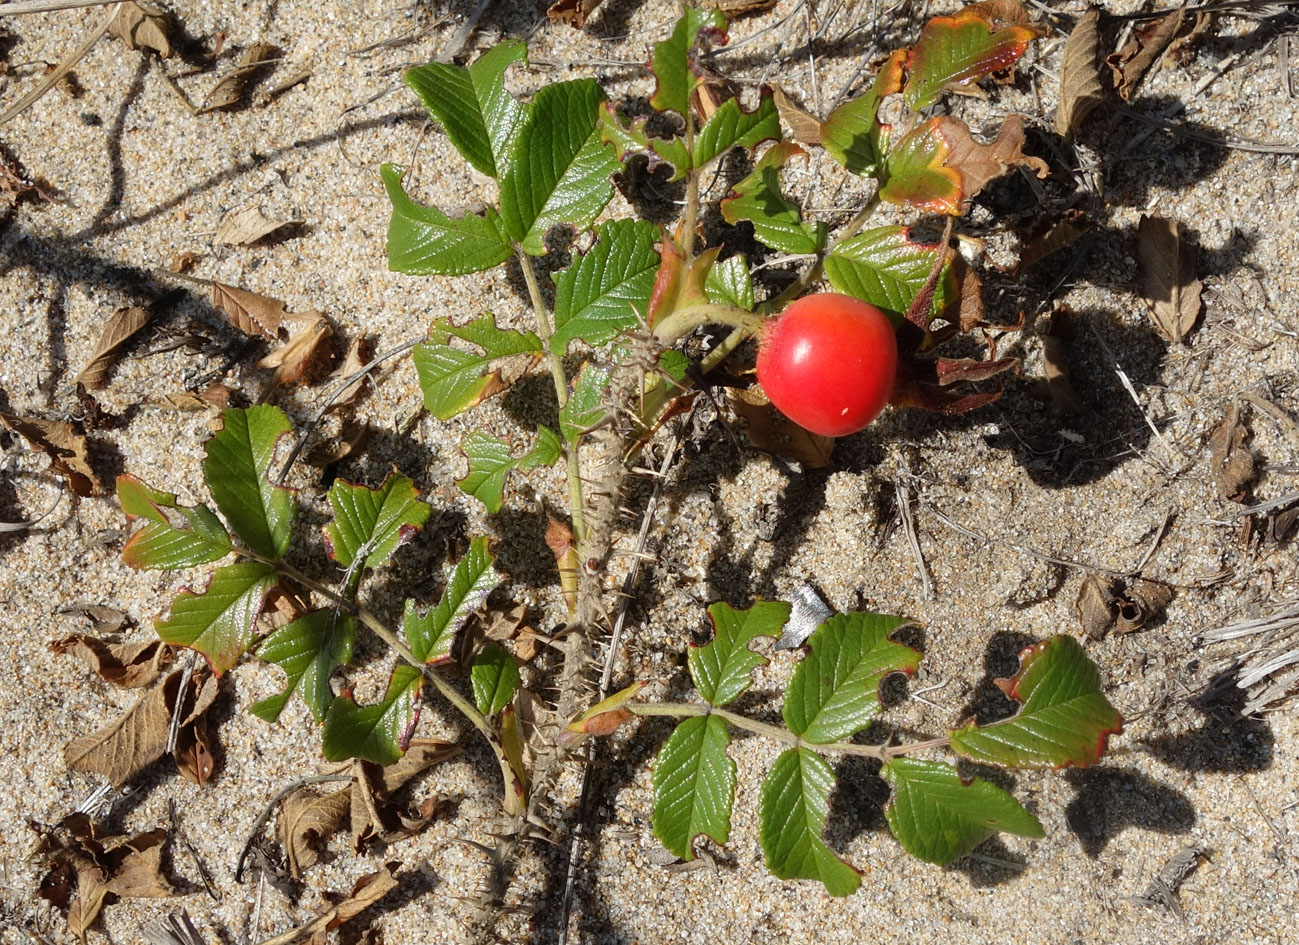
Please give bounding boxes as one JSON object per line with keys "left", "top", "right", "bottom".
{"left": 0, "top": 2, "right": 123, "bottom": 125}
{"left": 895, "top": 476, "right": 933, "bottom": 600}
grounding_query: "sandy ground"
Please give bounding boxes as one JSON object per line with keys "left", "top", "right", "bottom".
{"left": 1, "top": 1, "right": 1298, "bottom": 943}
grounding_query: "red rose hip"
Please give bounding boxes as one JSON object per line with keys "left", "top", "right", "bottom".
{"left": 755, "top": 293, "right": 898, "bottom": 437}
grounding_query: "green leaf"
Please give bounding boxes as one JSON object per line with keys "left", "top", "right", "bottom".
{"left": 703, "top": 254, "right": 754, "bottom": 311}
{"left": 470, "top": 642, "right": 520, "bottom": 715}
{"left": 559, "top": 361, "right": 611, "bottom": 444}
{"left": 822, "top": 49, "right": 906, "bottom": 178}
{"left": 412, "top": 315, "right": 543, "bottom": 421}
{"left": 203, "top": 406, "right": 295, "bottom": 559}
{"left": 720, "top": 142, "right": 827, "bottom": 256}
{"left": 949, "top": 635, "right": 1124, "bottom": 768}
{"left": 782, "top": 612, "right": 920, "bottom": 744}
{"left": 690, "top": 600, "right": 789, "bottom": 706}
{"left": 403, "top": 40, "right": 527, "bottom": 178}
{"left": 155, "top": 561, "right": 277, "bottom": 674}
{"left": 383, "top": 164, "right": 513, "bottom": 276}
{"left": 551, "top": 219, "right": 660, "bottom": 354}
{"left": 649, "top": 7, "right": 726, "bottom": 117}
{"left": 596, "top": 102, "right": 691, "bottom": 180}
{"left": 877, "top": 119, "right": 961, "bottom": 214}
{"left": 323, "top": 473, "right": 431, "bottom": 577}
{"left": 904, "top": 8, "right": 1041, "bottom": 111}
{"left": 882, "top": 757, "right": 1044, "bottom": 864}
{"left": 824, "top": 225, "right": 957, "bottom": 322}
{"left": 405, "top": 536, "right": 500, "bottom": 664}
{"left": 692, "top": 94, "right": 780, "bottom": 170}
{"left": 653, "top": 715, "right": 734, "bottom": 860}
{"left": 322, "top": 664, "right": 423, "bottom": 765}
{"left": 118, "top": 474, "right": 231, "bottom": 570}
{"left": 498, "top": 80, "right": 620, "bottom": 255}
{"left": 252, "top": 610, "right": 354, "bottom": 723}
{"left": 457, "top": 427, "right": 562, "bottom": 514}
{"left": 758, "top": 748, "right": 859, "bottom": 896}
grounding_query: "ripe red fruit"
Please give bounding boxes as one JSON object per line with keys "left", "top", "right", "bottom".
{"left": 755, "top": 293, "right": 898, "bottom": 437}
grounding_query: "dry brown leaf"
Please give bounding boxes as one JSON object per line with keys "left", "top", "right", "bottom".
{"left": 769, "top": 83, "right": 823, "bottom": 145}
{"left": 50, "top": 634, "right": 171, "bottom": 689}
{"left": 1136, "top": 214, "right": 1201, "bottom": 345}
{"left": 257, "top": 311, "right": 332, "bottom": 388}
{"left": 701, "top": 0, "right": 778, "bottom": 13}
{"left": 201, "top": 42, "right": 276, "bottom": 112}
{"left": 260, "top": 864, "right": 399, "bottom": 945}
{"left": 1208, "top": 403, "right": 1255, "bottom": 502}
{"left": 210, "top": 280, "right": 285, "bottom": 339}
{"left": 950, "top": 253, "right": 985, "bottom": 332}
{"left": 63, "top": 670, "right": 219, "bottom": 788}
{"left": 1040, "top": 308, "right": 1084, "bottom": 415}
{"left": 74, "top": 303, "right": 155, "bottom": 389}
{"left": 329, "top": 334, "right": 372, "bottom": 410}
{"left": 545, "top": 517, "right": 580, "bottom": 614}
{"left": 936, "top": 114, "right": 1049, "bottom": 206}
{"left": 1106, "top": 9, "right": 1183, "bottom": 100}
{"left": 0, "top": 413, "right": 103, "bottom": 497}
{"left": 214, "top": 204, "right": 302, "bottom": 245}
{"left": 304, "top": 420, "right": 369, "bottom": 467}
{"left": 57, "top": 603, "right": 132, "bottom": 635}
{"left": 279, "top": 787, "right": 350, "bottom": 878}
{"left": 168, "top": 251, "right": 199, "bottom": 273}
{"left": 1015, "top": 216, "right": 1086, "bottom": 274}
{"left": 728, "top": 387, "right": 834, "bottom": 468}
{"left": 341, "top": 739, "right": 459, "bottom": 852}
{"left": 546, "top": 0, "right": 604, "bottom": 27}
{"left": 1054, "top": 8, "right": 1104, "bottom": 137}
{"left": 968, "top": 0, "right": 1033, "bottom": 25}
{"left": 1075, "top": 574, "right": 1116, "bottom": 640}
{"left": 934, "top": 355, "right": 1020, "bottom": 386}
{"left": 109, "top": 2, "right": 172, "bottom": 58}
{"left": 1115, "top": 579, "right": 1173, "bottom": 633}
{"left": 174, "top": 710, "right": 216, "bottom": 785}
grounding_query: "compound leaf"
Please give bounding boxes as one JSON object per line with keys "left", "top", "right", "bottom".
{"left": 653, "top": 715, "right": 734, "bottom": 860}
{"left": 650, "top": 7, "right": 726, "bottom": 117}
{"left": 720, "top": 142, "right": 827, "bottom": 255}
{"left": 822, "top": 49, "right": 906, "bottom": 177}
{"left": 405, "top": 537, "right": 499, "bottom": 664}
{"left": 690, "top": 600, "right": 789, "bottom": 706}
{"left": 412, "top": 315, "right": 543, "bottom": 421}
{"left": 252, "top": 610, "right": 354, "bottom": 723}
{"left": 382, "top": 164, "right": 513, "bottom": 275}
{"left": 458, "top": 427, "right": 562, "bottom": 514}
{"left": 403, "top": 40, "right": 527, "bottom": 178}
{"left": 323, "top": 474, "right": 430, "bottom": 577}
{"left": 704, "top": 254, "right": 754, "bottom": 311}
{"left": 322, "top": 664, "right": 423, "bottom": 765}
{"left": 203, "top": 406, "right": 295, "bottom": 559}
{"left": 692, "top": 93, "right": 780, "bottom": 170}
{"left": 499, "top": 80, "right": 619, "bottom": 255}
{"left": 824, "top": 225, "right": 957, "bottom": 322}
{"left": 118, "top": 474, "right": 231, "bottom": 570}
{"left": 551, "top": 219, "right": 660, "bottom": 354}
{"left": 759, "top": 747, "right": 859, "bottom": 896}
{"left": 154, "top": 561, "right": 277, "bottom": 674}
{"left": 949, "top": 635, "right": 1123, "bottom": 768}
{"left": 904, "top": 5, "right": 1041, "bottom": 111}
{"left": 471, "top": 642, "right": 520, "bottom": 715}
{"left": 782, "top": 612, "right": 920, "bottom": 744}
{"left": 882, "top": 757, "right": 1044, "bottom": 864}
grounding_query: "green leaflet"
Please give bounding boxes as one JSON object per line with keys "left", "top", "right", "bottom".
{"left": 323, "top": 473, "right": 430, "bottom": 580}
{"left": 691, "top": 94, "right": 781, "bottom": 171}
{"left": 383, "top": 164, "right": 513, "bottom": 276}
{"left": 155, "top": 561, "right": 278, "bottom": 674}
{"left": 949, "top": 635, "right": 1124, "bottom": 769}
{"left": 403, "top": 40, "right": 526, "bottom": 178}
{"left": 252, "top": 610, "right": 354, "bottom": 723}
{"left": 559, "top": 360, "right": 611, "bottom": 444}
{"left": 649, "top": 7, "right": 726, "bottom": 117}
{"left": 405, "top": 537, "right": 500, "bottom": 664}
{"left": 689, "top": 600, "right": 789, "bottom": 706}
{"left": 551, "top": 219, "right": 660, "bottom": 355}
{"left": 653, "top": 715, "right": 734, "bottom": 860}
{"left": 118, "top": 474, "right": 231, "bottom": 570}
{"left": 498, "top": 80, "right": 620, "bottom": 255}
{"left": 720, "top": 142, "right": 827, "bottom": 256}
{"left": 782, "top": 612, "right": 920, "bottom": 744}
{"left": 823, "top": 225, "right": 957, "bottom": 322}
{"left": 412, "top": 315, "right": 543, "bottom": 421}
{"left": 758, "top": 748, "right": 860, "bottom": 896}
{"left": 883, "top": 757, "right": 1044, "bottom": 865}
{"left": 322, "top": 664, "right": 423, "bottom": 765}
{"left": 903, "top": 8, "right": 1040, "bottom": 111}
{"left": 703, "top": 254, "right": 754, "bottom": 311}
{"left": 470, "top": 642, "right": 520, "bottom": 715}
{"left": 457, "top": 427, "right": 562, "bottom": 514}
{"left": 202, "top": 406, "right": 295, "bottom": 560}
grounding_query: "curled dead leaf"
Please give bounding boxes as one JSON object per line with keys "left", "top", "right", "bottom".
{"left": 1040, "top": 308, "right": 1084, "bottom": 415}
{"left": 328, "top": 334, "right": 372, "bottom": 410}
{"left": 109, "top": 2, "right": 172, "bottom": 58}
{"left": 1054, "top": 8, "right": 1105, "bottom": 137}
{"left": 936, "top": 114, "right": 1049, "bottom": 207}
{"left": 545, "top": 517, "right": 580, "bottom": 614}
{"left": 50, "top": 634, "right": 171, "bottom": 689}
{"left": 279, "top": 787, "right": 349, "bottom": 878}
{"left": 1075, "top": 574, "right": 1116, "bottom": 640}
{"left": 257, "top": 311, "right": 332, "bottom": 389}
{"left": 1107, "top": 10, "right": 1183, "bottom": 101}
{"left": 1115, "top": 579, "right": 1173, "bottom": 633}
{"left": 1136, "top": 214, "right": 1201, "bottom": 345}
{"left": 214, "top": 204, "right": 302, "bottom": 245}
{"left": 74, "top": 303, "right": 156, "bottom": 389}
{"left": 0, "top": 412, "right": 104, "bottom": 497}
{"left": 547, "top": 0, "right": 604, "bottom": 27}
{"left": 1208, "top": 403, "right": 1255, "bottom": 502}
{"left": 728, "top": 386, "right": 834, "bottom": 468}
{"left": 209, "top": 280, "right": 285, "bottom": 339}
{"left": 255, "top": 863, "right": 399, "bottom": 945}
{"left": 201, "top": 42, "right": 277, "bottom": 113}
{"left": 769, "top": 83, "right": 823, "bottom": 145}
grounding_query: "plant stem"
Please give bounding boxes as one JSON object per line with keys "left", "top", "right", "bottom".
{"left": 515, "top": 244, "right": 587, "bottom": 545}
{"left": 763, "top": 191, "right": 881, "bottom": 314}
{"left": 651, "top": 302, "right": 767, "bottom": 346}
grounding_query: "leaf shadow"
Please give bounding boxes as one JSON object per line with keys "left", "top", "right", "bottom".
{"left": 1063, "top": 766, "right": 1195, "bottom": 857}
{"left": 956, "top": 630, "right": 1038, "bottom": 725}
{"left": 1141, "top": 667, "right": 1274, "bottom": 774}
